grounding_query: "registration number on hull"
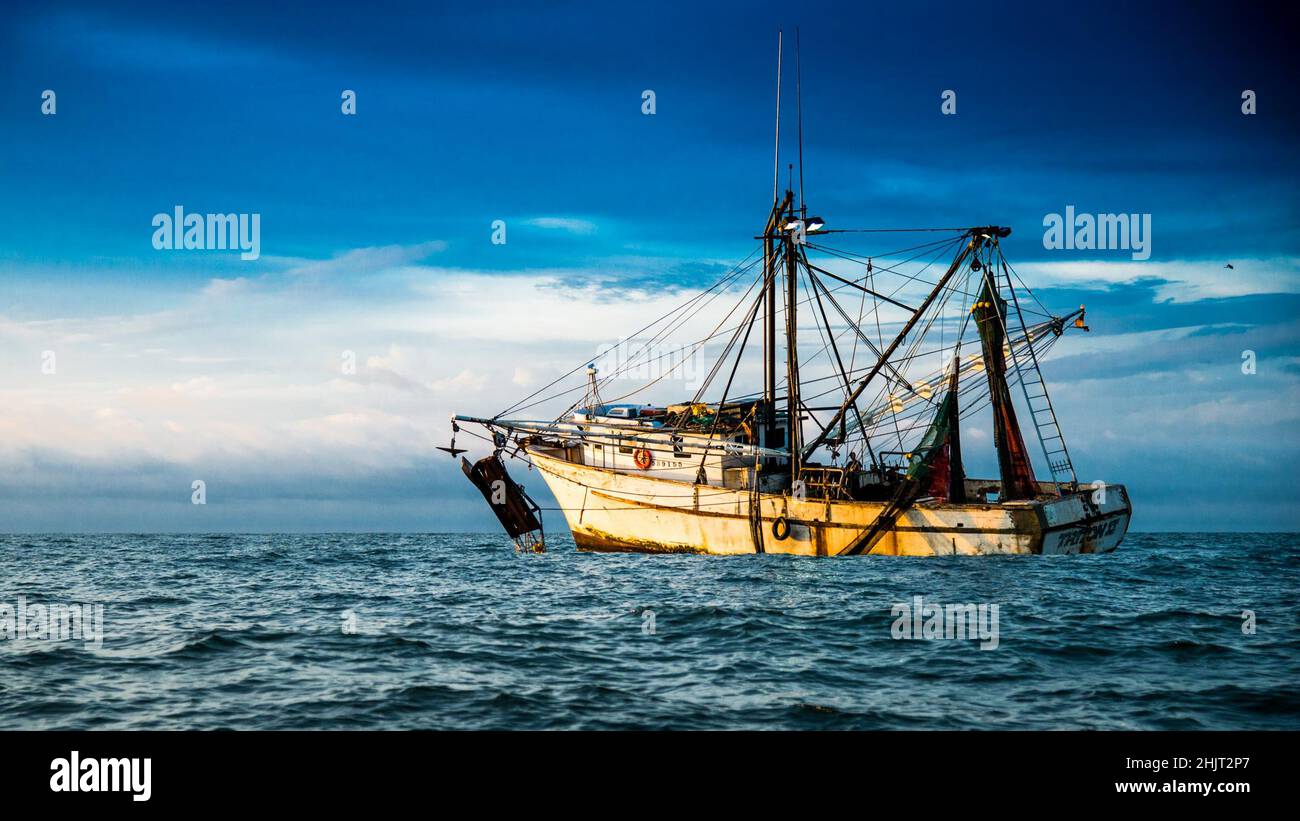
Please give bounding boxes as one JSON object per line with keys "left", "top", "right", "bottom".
{"left": 1045, "top": 516, "right": 1124, "bottom": 553}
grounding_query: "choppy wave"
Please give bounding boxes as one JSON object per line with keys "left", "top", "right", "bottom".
{"left": 1, "top": 532, "right": 1297, "bottom": 730}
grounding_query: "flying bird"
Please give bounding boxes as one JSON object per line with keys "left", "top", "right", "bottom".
{"left": 1224, "top": 263, "right": 1234, "bottom": 269}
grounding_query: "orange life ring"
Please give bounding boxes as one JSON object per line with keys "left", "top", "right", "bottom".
{"left": 633, "top": 448, "right": 653, "bottom": 470}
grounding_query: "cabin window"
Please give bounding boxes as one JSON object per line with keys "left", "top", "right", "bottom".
{"left": 619, "top": 446, "right": 633, "bottom": 454}
{"left": 593, "top": 444, "right": 603, "bottom": 450}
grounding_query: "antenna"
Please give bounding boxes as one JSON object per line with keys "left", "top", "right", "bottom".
{"left": 796, "top": 27, "right": 805, "bottom": 212}
{"left": 773, "top": 31, "right": 782, "bottom": 205}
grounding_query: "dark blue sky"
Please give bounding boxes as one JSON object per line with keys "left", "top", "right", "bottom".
{"left": 1, "top": 0, "right": 1297, "bottom": 531}
{"left": 4, "top": 0, "right": 1297, "bottom": 269}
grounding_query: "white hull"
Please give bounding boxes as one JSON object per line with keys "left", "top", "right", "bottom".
{"left": 528, "top": 449, "right": 1130, "bottom": 556}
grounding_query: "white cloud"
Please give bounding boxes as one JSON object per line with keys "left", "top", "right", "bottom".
{"left": 202, "top": 277, "right": 252, "bottom": 298}
{"left": 273, "top": 240, "right": 447, "bottom": 278}
{"left": 1012, "top": 257, "right": 1300, "bottom": 302}
{"left": 524, "top": 217, "right": 597, "bottom": 235}
{"left": 0, "top": 252, "right": 733, "bottom": 481}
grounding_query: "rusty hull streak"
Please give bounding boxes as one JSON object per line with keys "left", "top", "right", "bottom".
{"left": 572, "top": 529, "right": 704, "bottom": 554}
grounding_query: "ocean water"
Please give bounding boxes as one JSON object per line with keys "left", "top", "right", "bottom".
{"left": 1, "top": 532, "right": 1296, "bottom": 730}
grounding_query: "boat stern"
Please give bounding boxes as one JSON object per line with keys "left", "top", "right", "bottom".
{"left": 1035, "top": 483, "right": 1132, "bottom": 554}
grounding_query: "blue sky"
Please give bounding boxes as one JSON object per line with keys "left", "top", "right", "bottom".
{"left": 1, "top": 0, "right": 1297, "bottom": 531}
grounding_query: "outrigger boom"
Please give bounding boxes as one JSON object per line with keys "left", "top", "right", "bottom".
{"left": 452, "top": 415, "right": 793, "bottom": 460}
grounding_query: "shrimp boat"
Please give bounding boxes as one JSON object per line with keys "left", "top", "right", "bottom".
{"left": 448, "top": 43, "right": 1131, "bottom": 557}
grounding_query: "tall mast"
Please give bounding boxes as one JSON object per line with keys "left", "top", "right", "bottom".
{"left": 763, "top": 192, "right": 792, "bottom": 450}
{"left": 763, "top": 221, "right": 776, "bottom": 430}
{"left": 782, "top": 195, "right": 801, "bottom": 481}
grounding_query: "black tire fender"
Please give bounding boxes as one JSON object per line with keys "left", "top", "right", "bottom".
{"left": 772, "top": 516, "right": 791, "bottom": 540}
